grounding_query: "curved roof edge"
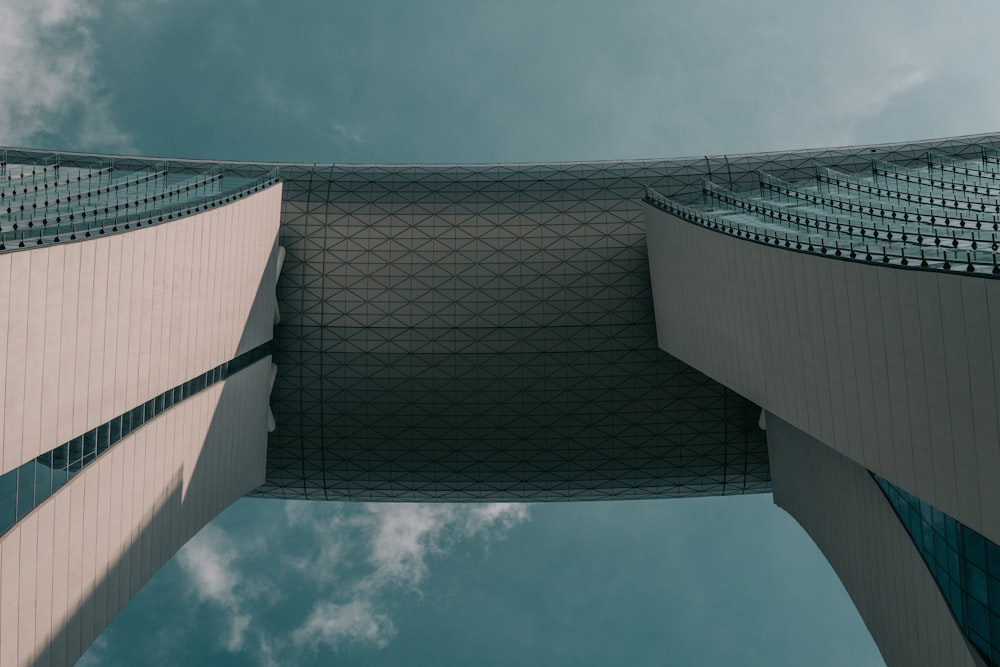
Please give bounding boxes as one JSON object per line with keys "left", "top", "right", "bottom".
{"left": 4, "top": 131, "right": 1000, "bottom": 174}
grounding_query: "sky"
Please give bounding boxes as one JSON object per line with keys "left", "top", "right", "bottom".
{"left": 3, "top": 0, "right": 1000, "bottom": 665}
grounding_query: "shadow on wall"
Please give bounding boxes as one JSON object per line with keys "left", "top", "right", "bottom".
{"left": 10, "top": 198, "right": 282, "bottom": 666}
{"left": 24, "top": 358, "right": 271, "bottom": 667}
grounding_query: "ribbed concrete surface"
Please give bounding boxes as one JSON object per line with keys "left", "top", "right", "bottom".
{"left": 768, "top": 414, "right": 985, "bottom": 667}
{"left": 646, "top": 203, "right": 1000, "bottom": 545}
{"left": 0, "top": 359, "right": 271, "bottom": 667}
{"left": 0, "top": 184, "right": 281, "bottom": 477}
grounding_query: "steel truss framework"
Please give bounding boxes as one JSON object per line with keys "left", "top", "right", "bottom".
{"left": 4, "top": 132, "right": 999, "bottom": 501}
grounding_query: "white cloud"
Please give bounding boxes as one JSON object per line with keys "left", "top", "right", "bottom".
{"left": 0, "top": 0, "right": 132, "bottom": 151}
{"left": 362, "top": 503, "right": 530, "bottom": 592}
{"left": 177, "top": 526, "right": 241, "bottom": 607}
{"left": 292, "top": 600, "right": 395, "bottom": 651}
{"left": 329, "top": 120, "right": 364, "bottom": 145}
{"left": 175, "top": 502, "right": 529, "bottom": 662}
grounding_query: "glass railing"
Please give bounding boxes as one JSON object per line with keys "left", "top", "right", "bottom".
{"left": 645, "top": 153, "right": 1000, "bottom": 276}
{"left": 0, "top": 163, "right": 279, "bottom": 252}
{"left": 0, "top": 344, "right": 270, "bottom": 536}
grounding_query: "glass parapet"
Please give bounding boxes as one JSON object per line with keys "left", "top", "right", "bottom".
{"left": 646, "top": 148, "right": 1000, "bottom": 276}
{"left": 874, "top": 474, "right": 1000, "bottom": 666}
{"left": 0, "top": 345, "right": 270, "bottom": 536}
{"left": 0, "top": 159, "right": 279, "bottom": 252}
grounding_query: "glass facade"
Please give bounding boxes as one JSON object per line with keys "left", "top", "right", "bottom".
{"left": 0, "top": 345, "right": 269, "bottom": 537}
{"left": 875, "top": 475, "right": 1000, "bottom": 666}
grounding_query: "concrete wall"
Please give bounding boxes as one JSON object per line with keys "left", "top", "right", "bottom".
{"left": 0, "top": 184, "right": 282, "bottom": 477}
{"left": 645, "top": 204, "right": 1000, "bottom": 545}
{"left": 0, "top": 358, "right": 272, "bottom": 667}
{"left": 768, "top": 413, "right": 985, "bottom": 667}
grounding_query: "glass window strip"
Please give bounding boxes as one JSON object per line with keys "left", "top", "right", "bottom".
{"left": 0, "top": 344, "right": 269, "bottom": 538}
{"left": 874, "top": 474, "right": 1000, "bottom": 666}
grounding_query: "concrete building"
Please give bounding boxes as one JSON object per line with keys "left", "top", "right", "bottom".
{"left": 0, "top": 132, "right": 998, "bottom": 665}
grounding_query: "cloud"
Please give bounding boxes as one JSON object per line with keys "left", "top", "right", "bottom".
{"left": 177, "top": 526, "right": 255, "bottom": 651}
{"left": 362, "top": 503, "right": 530, "bottom": 592}
{"left": 0, "top": 0, "right": 133, "bottom": 152}
{"left": 292, "top": 600, "right": 395, "bottom": 651}
{"left": 174, "top": 501, "right": 529, "bottom": 664}
{"left": 329, "top": 121, "right": 364, "bottom": 145}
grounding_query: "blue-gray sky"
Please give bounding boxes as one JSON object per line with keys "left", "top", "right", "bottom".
{"left": 4, "top": 1, "right": 999, "bottom": 664}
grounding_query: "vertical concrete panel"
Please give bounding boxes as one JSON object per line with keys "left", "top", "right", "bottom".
{"left": 206, "top": 385, "right": 223, "bottom": 525}
{"left": 727, "top": 234, "right": 750, "bottom": 396}
{"left": 895, "top": 270, "right": 934, "bottom": 499}
{"left": 777, "top": 249, "right": 807, "bottom": 430}
{"left": 1, "top": 529, "right": 20, "bottom": 667}
{"left": 791, "top": 252, "right": 820, "bottom": 437}
{"left": 960, "top": 279, "right": 998, "bottom": 538}
{"left": 22, "top": 251, "right": 49, "bottom": 464}
{"left": 104, "top": 448, "right": 123, "bottom": 623}
{"left": 759, "top": 247, "right": 789, "bottom": 419}
{"left": 164, "top": 221, "right": 182, "bottom": 388}
{"left": 802, "top": 251, "right": 834, "bottom": 445}
{"left": 142, "top": 427, "right": 157, "bottom": 583}
{"left": 33, "top": 502, "right": 54, "bottom": 667}
{"left": 93, "top": 453, "right": 112, "bottom": 635}
{"left": 862, "top": 269, "right": 891, "bottom": 479}
{"left": 16, "top": 519, "right": 36, "bottom": 667}
{"left": 64, "top": 481, "right": 84, "bottom": 661}
{"left": 663, "top": 220, "right": 691, "bottom": 361}
{"left": 101, "top": 236, "right": 123, "bottom": 427}
{"left": 113, "top": 234, "right": 134, "bottom": 423}
{"left": 747, "top": 244, "right": 775, "bottom": 407}
{"left": 125, "top": 233, "right": 144, "bottom": 410}
{"left": 147, "top": 228, "right": 166, "bottom": 404}
{"left": 73, "top": 241, "right": 97, "bottom": 438}
{"left": 49, "top": 492, "right": 70, "bottom": 667}
{"left": 150, "top": 418, "right": 166, "bottom": 573}
{"left": 224, "top": 206, "right": 239, "bottom": 360}
{"left": 116, "top": 443, "right": 134, "bottom": 611}
{"left": 3, "top": 252, "right": 32, "bottom": 472}
{"left": 0, "top": 254, "right": 10, "bottom": 469}
{"left": 827, "top": 260, "right": 862, "bottom": 464}
{"left": 40, "top": 246, "right": 65, "bottom": 456}
{"left": 128, "top": 434, "right": 146, "bottom": 598}
{"left": 938, "top": 275, "right": 980, "bottom": 529}
{"left": 79, "top": 465, "right": 100, "bottom": 648}
{"left": 982, "top": 284, "right": 1000, "bottom": 541}
{"left": 915, "top": 273, "right": 959, "bottom": 519}
{"left": 189, "top": 214, "right": 203, "bottom": 374}
{"left": 161, "top": 414, "right": 179, "bottom": 556}
{"left": 238, "top": 199, "right": 279, "bottom": 356}
{"left": 878, "top": 268, "right": 915, "bottom": 493}
{"left": 213, "top": 209, "right": 228, "bottom": 368}
{"left": 815, "top": 257, "right": 845, "bottom": 448}
{"left": 711, "top": 230, "right": 734, "bottom": 383}
{"left": 693, "top": 226, "right": 717, "bottom": 379}
{"left": 88, "top": 239, "right": 110, "bottom": 441}
{"left": 137, "top": 229, "right": 158, "bottom": 402}
{"left": 844, "top": 265, "right": 878, "bottom": 470}
{"left": 729, "top": 235, "right": 753, "bottom": 393}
